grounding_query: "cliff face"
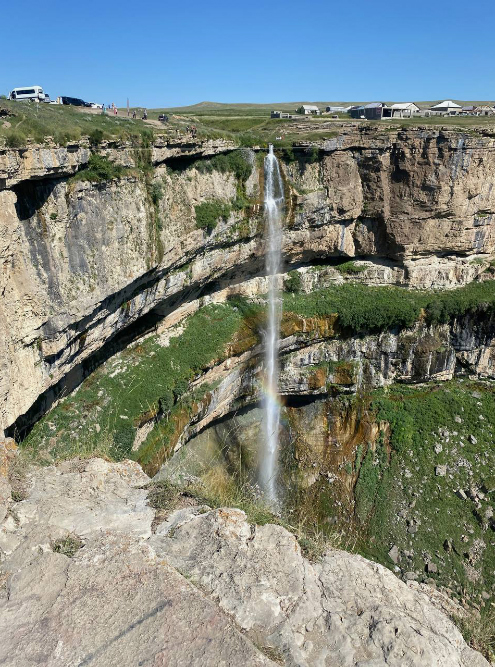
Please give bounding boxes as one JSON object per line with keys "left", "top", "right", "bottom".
{"left": 1, "top": 127, "right": 495, "bottom": 436}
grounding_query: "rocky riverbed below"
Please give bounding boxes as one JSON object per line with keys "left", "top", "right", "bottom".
{"left": 0, "top": 448, "right": 491, "bottom": 667}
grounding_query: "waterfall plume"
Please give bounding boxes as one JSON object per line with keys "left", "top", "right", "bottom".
{"left": 259, "top": 145, "right": 284, "bottom": 504}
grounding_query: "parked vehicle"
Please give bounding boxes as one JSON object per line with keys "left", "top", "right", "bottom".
{"left": 8, "top": 86, "right": 45, "bottom": 101}
{"left": 43, "top": 94, "right": 51, "bottom": 103}
{"left": 90, "top": 103, "right": 103, "bottom": 109}
{"left": 60, "top": 96, "right": 91, "bottom": 107}
{"left": 158, "top": 114, "right": 169, "bottom": 122}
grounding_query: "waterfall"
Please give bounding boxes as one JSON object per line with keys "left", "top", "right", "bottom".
{"left": 259, "top": 145, "right": 284, "bottom": 504}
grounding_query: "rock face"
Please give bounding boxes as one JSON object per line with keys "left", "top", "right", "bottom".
{"left": 0, "top": 459, "right": 273, "bottom": 667}
{"left": 1, "top": 128, "right": 495, "bottom": 437}
{"left": 0, "top": 458, "right": 488, "bottom": 666}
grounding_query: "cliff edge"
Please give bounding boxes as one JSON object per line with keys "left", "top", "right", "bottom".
{"left": 0, "top": 452, "right": 489, "bottom": 667}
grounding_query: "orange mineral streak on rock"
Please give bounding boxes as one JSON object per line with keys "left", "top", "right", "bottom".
{"left": 280, "top": 313, "right": 339, "bottom": 339}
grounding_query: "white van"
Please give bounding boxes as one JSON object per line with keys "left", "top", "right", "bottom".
{"left": 8, "top": 86, "right": 45, "bottom": 101}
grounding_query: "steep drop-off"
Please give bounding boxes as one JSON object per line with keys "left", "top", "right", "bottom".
{"left": 2, "top": 126, "right": 495, "bottom": 656}
{"left": 1, "top": 126, "right": 495, "bottom": 437}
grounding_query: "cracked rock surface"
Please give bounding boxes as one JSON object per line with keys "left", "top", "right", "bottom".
{"left": 0, "top": 458, "right": 490, "bottom": 666}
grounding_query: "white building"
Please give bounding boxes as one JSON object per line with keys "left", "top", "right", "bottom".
{"left": 430, "top": 100, "right": 462, "bottom": 115}
{"left": 388, "top": 102, "right": 420, "bottom": 118}
{"left": 296, "top": 105, "right": 321, "bottom": 115}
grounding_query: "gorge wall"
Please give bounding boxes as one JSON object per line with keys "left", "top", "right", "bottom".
{"left": 1, "top": 125, "right": 495, "bottom": 441}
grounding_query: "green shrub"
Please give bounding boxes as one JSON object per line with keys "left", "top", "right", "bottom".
{"left": 424, "top": 281, "right": 495, "bottom": 324}
{"left": 141, "top": 128, "right": 154, "bottom": 147}
{"left": 5, "top": 132, "right": 24, "bottom": 148}
{"left": 284, "top": 281, "right": 495, "bottom": 335}
{"left": 151, "top": 181, "right": 164, "bottom": 205}
{"left": 195, "top": 200, "right": 231, "bottom": 233}
{"left": 306, "top": 146, "right": 319, "bottom": 163}
{"left": 336, "top": 261, "right": 366, "bottom": 275}
{"left": 88, "top": 128, "right": 104, "bottom": 146}
{"left": 283, "top": 147, "right": 296, "bottom": 162}
{"left": 71, "top": 153, "right": 125, "bottom": 183}
{"left": 194, "top": 150, "right": 252, "bottom": 183}
{"left": 285, "top": 270, "right": 303, "bottom": 293}
{"left": 52, "top": 535, "right": 83, "bottom": 558}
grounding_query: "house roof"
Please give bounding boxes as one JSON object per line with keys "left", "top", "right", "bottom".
{"left": 462, "top": 106, "right": 476, "bottom": 111}
{"left": 364, "top": 103, "right": 383, "bottom": 109}
{"left": 300, "top": 105, "right": 319, "bottom": 111}
{"left": 391, "top": 102, "right": 419, "bottom": 110}
{"left": 431, "top": 100, "right": 462, "bottom": 109}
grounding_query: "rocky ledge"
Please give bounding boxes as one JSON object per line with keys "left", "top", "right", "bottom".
{"left": 0, "top": 454, "right": 489, "bottom": 667}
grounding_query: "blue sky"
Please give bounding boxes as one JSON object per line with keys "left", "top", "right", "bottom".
{"left": 2, "top": 0, "right": 494, "bottom": 107}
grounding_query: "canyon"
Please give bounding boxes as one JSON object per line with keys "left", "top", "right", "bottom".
{"left": 1, "top": 124, "right": 495, "bottom": 663}
{"left": 1, "top": 125, "right": 494, "bottom": 437}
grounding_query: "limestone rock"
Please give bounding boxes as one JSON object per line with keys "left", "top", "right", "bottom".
{"left": 152, "top": 506, "right": 489, "bottom": 667}
{"left": 0, "top": 459, "right": 274, "bottom": 667}
{"left": 0, "top": 459, "right": 489, "bottom": 666}
{"left": 0, "top": 437, "right": 17, "bottom": 522}
{"left": 1, "top": 128, "right": 495, "bottom": 436}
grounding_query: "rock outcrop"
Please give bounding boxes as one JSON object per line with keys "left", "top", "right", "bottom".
{"left": 0, "top": 458, "right": 489, "bottom": 666}
{"left": 1, "top": 127, "right": 495, "bottom": 439}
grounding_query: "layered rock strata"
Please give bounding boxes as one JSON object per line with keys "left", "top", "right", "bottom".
{"left": 1, "top": 127, "right": 495, "bottom": 436}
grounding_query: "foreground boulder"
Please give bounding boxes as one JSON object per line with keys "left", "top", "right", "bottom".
{"left": 0, "top": 458, "right": 489, "bottom": 666}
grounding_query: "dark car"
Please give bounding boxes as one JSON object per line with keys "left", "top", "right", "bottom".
{"left": 158, "top": 114, "right": 169, "bottom": 122}
{"left": 60, "top": 96, "right": 91, "bottom": 107}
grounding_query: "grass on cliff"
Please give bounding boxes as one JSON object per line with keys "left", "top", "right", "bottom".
{"left": 22, "top": 303, "right": 244, "bottom": 466}
{"left": 352, "top": 381, "right": 495, "bottom": 613}
{"left": 22, "top": 281, "right": 495, "bottom": 467}
{"left": 69, "top": 153, "right": 128, "bottom": 183}
{"left": 284, "top": 280, "right": 495, "bottom": 334}
{"left": 0, "top": 99, "right": 153, "bottom": 147}
{"left": 195, "top": 200, "right": 231, "bottom": 232}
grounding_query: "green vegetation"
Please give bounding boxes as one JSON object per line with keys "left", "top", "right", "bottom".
{"left": 335, "top": 260, "right": 367, "bottom": 275}
{"left": 193, "top": 149, "right": 252, "bottom": 182}
{"left": 23, "top": 303, "right": 244, "bottom": 465}
{"left": 191, "top": 151, "right": 253, "bottom": 232}
{"left": 284, "top": 280, "right": 495, "bottom": 334}
{"left": 0, "top": 99, "right": 153, "bottom": 146}
{"left": 52, "top": 535, "right": 83, "bottom": 558}
{"left": 23, "top": 281, "right": 495, "bottom": 467}
{"left": 454, "top": 609, "right": 495, "bottom": 662}
{"left": 354, "top": 381, "right": 495, "bottom": 612}
{"left": 284, "top": 270, "right": 303, "bottom": 293}
{"left": 195, "top": 199, "right": 231, "bottom": 232}
{"left": 70, "top": 153, "right": 126, "bottom": 183}
{"left": 151, "top": 181, "right": 164, "bottom": 206}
